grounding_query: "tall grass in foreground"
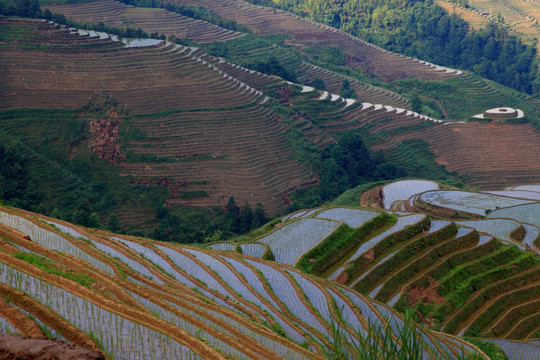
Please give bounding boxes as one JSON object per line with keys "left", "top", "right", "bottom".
{"left": 324, "top": 309, "right": 484, "bottom": 360}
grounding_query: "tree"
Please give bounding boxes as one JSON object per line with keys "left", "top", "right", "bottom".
{"left": 410, "top": 94, "right": 422, "bottom": 113}
{"left": 71, "top": 209, "right": 88, "bottom": 227}
{"left": 251, "top": 203, "right": 267, "bottom": 229}
{"left": 310, "top": 78, "right": 326, "bottom": 90}
{"left": 225, "top": 196, "right": 240, "bottom": 233}
{"left": 88, "top": 212, "right": 102, "bottom": 229}
{"left": 107, "top": 213, "right": 120, "bottom": 233}
{"left": 50, "top": 208, "right": 61, "bottom": 220}
{"left": 239, "top": 202, "right": 253, "bottom": 233}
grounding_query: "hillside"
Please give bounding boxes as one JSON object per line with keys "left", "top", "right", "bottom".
{"left": 0, "top": 204, "right": 488, "bottom": 359}
{"left": 1, "top": 1, "right": 540, "bottom": 237}
{"left": 437, "top": 0, "right": 540, "bottom": 51}
{"left": 206, "top": 180, "right": 540, "bottom": 358}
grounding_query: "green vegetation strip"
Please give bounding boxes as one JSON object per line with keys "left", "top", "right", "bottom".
{"left": 467, "top": 285, "right": 540, "bottom": 337}
{"left": 345, "top": 216, "right": 431, "bottom": 282}
{"left": 436, "top": 251, "right": 539, "bottom": 331}
{"left": 13, "top": 252, "right": 96, "bottom": 288}
{"left": 463, "top": 338, "right": 508, "bottom": 360}
{"left": 354, "top": 222, "right": 458, "bottom": 294}
{"left": 374, "top": 229, "right": 479, "bottom": 304}
{"left": 295, "top": 212, "right": 395, "bottom": 276}
{"left": 440, "top": 267, "right": 540, "bottom": 335}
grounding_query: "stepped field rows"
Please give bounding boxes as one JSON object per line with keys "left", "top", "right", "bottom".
{"left": 472, "top": 0, "right": 540, "bottom": 49}
{"left": 0, "top": 205, "right": 485, "bottom": 359}
{"left": 208, "top": 180, "right": 540, "bottom": 357}
{"left": 0, "top": 18, "right": 317, "bottom": 215}
{"left": 46, "top": 0, "right": 421, "bottom": 110}
{"left": 44, "top": 0, "right": 245, "bottom": 43}
{"left": 164, "top": 0, "right": 464, "bottom": 81}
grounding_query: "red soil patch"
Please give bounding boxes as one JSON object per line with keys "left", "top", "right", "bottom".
{"left": 0, "top": 334, "right": 104, "bottom": 360}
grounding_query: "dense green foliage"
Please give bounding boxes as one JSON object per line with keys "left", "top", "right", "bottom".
{"left": 251, "top": 56, "right": 297, "bottom": 82}
{"left": 151, "top": 197, "right": 268, "bottom": 244}
{"left": 463, "top": 338, "right": 508, "bottom": 360}
{"left": 287, "top": 132, "right": 406, "bottom": 211}
{"left": 0, "top": 138, "right": 42, "bottom": 210}
{"left": 296, "top": 212, "right": 395, "bottom": 276}
{"left": 247, "top": 0, "right": 538, "bottom": 95}
{"left": 0, "top": 0, "right": 41, "bottom": 18}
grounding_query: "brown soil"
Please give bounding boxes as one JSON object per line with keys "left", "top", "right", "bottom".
{"left": 406, "top": 277, "right": 445, "bottom": 327}
{"left": 0, "top": 299, "right": 43, "bottom": 339}
{"left": 360, "top": 186, "right": 384, "bottom": 208}
{"left": 426, "top": 122, "right": 540, "bottom": 189}
{"left": 1, "top": 18, "right": 314, "bottom": 216}
{"left": 89, "top": 114, "right": 125, "bottom": 165}
{"left": 0, "top": 334, "right": 104, "bottom": 360}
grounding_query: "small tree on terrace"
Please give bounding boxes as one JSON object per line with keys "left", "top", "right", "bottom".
{"left": 251, "top": 202, "right": 268, "bottom": 229}
{"left": 239, "top": 202, "right": 253, "bottom": 234}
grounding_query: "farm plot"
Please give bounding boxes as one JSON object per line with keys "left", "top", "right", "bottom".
{"left": 257, "top": 218, "right": 340, "bottom": 266}
{"left": 424, "top": 123, "right": 540, "bottom": 190}
{"left": 510, "top": 185, "right": 540, "bottom": 193}
{"left": 0, "top": 316, "right": 19, "bottom": 335}
{"left": 1, "top": 19, "right": 316, "bottom": 215}
{"left": 0, "top": 263, "right": 202, "bottom": 359}
{"left": 419, "top": 191, "right": 534, "bottom": 216}
{"left": 238, "top": 243, "right": 266, "bottom": 258}
{"left": 329, "top": 214, "right": 425, "bottom": 281}
{"left": 0, "top": 212, "right": 114, "bottom": 276}
{"left": 484, "top": 339, "right": 540, "bottom": 360}
{"left": 218, "top": 256, "right": 307, "bottom": 344}
{"left": 486, "top": 191, "right": 540, "bottom": 201}
{"left": 246, "top": 260, "right": 331, "bottom": 339}
{"left": 87, "top": 238, "right": 165, "bottom": 284}
{"left": 522, "top": 224, "right": 540, "bottom": 248}
{"left": 111, "top": 236, "right": 198, "bottom": 289}
{"left": 208, "top": 242, "right": 235, "bottom": 252}
{"left": 487, "top": 203, "right": 540, "bottom": 226}
{"left": 382, "top": 180, "right": 440, "bottom": 209}
{"left": 0, "top": 205, "right": 488, "bottom": 359}
{"left": 44, "top": 0, "right": 244, "bottom": 44}
{"left": 316, "top": 208, "right": 377, "bottom": 228}
{"left": 456, "top": 219, "right": 522, "bottom": 242}
{"left": 172, "top": 0, "right": 460, "bottom": 81}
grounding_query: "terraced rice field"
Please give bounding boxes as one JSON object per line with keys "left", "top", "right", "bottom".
{"left": 315, "top": 207, "right": 377, "bottom": 228}
{"left": 471, "top": 0, "right": 540, "bottom": 50}
{"left": 382, "top": 180, "right": 440, "bottom": 209}
{"left": 418, "top": 190, "right": 534, "bottom": 216}
{"left": 328, "top": 214, "right": 426, "bottom": 281}
{"left": 487, "top": 203, "right": 540, "bottom": 227}
{"left": 257, "top": 218, "right": 340, "bottom": 265}
{"left": 424, "top": 122, "right": 540, "bottom": 189}
{"left": 485, "top": 339, "right": 540, "bottom": 360}
{"left": 44, "top": 0, "right": 244, "bottom": 43}
{"left": 456, "top": 219, "right": 524, "bottom": 248}
{"left": 0, "top": 18, "right": 314, "bottom": 215}
{"left": 170, "top": 0, "right": 463, "bottom": 81}
{"left": 0, "top": 205, "right": 482, "bottom": 359}
{"left": 486, "top": 190, "right": 540, "bottom": 201}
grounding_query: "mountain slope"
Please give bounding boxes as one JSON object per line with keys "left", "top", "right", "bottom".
{"left": 0, "top": 205, "right": 486, "bottom": 359}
